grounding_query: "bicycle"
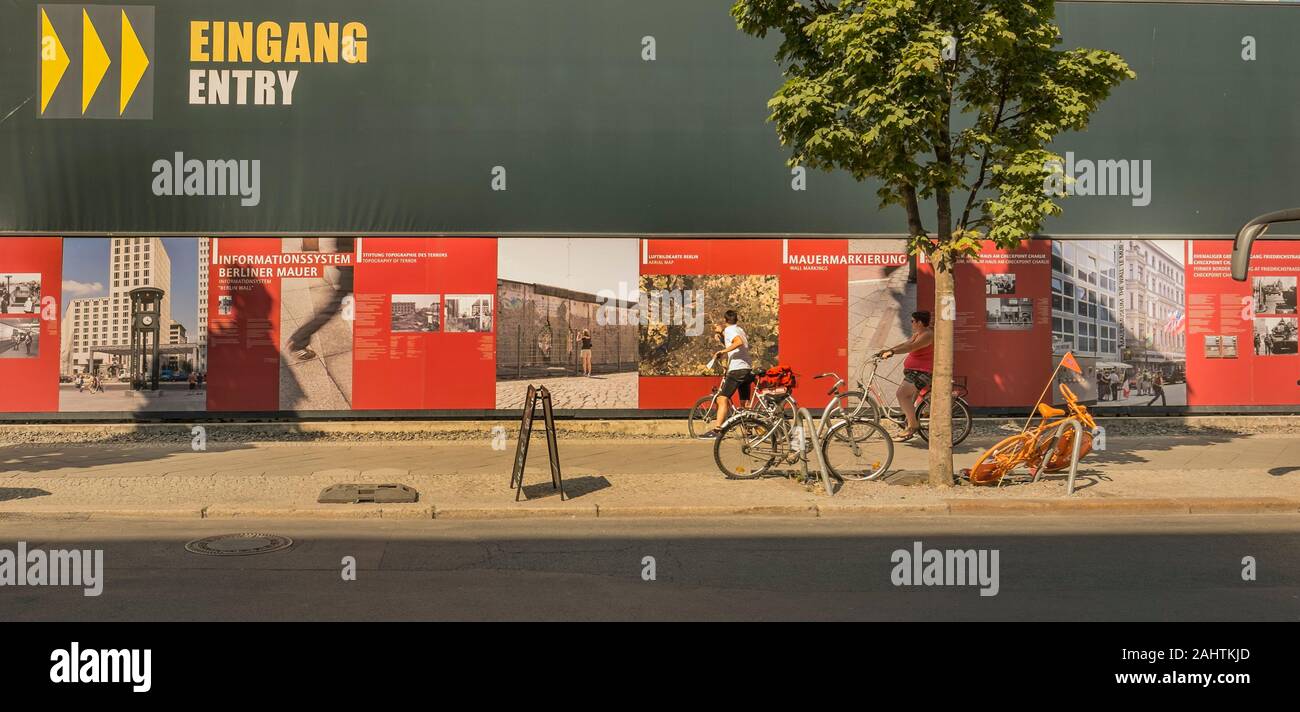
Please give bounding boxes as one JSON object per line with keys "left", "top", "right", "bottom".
{"left": 859, "top": 356, "right": 973, "bottom": 446}
{"left": 687, "top": 369, "right": 795, "bottom": 438}
{"left": 964, "top": 383, "right": 1097, "bottom": 486}
{"left": 714, "top": 382, "right": 893, "bottom": 482}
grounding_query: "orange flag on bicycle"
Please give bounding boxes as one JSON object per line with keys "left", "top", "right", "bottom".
{"left": 1060, "top": 351, "right": 1082, "bottom": 374}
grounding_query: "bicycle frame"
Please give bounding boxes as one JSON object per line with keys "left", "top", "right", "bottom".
{"left": 814, "top": 372, "right": 871, "bottom": 438}
{"left": 861, "top": 357, "right": 968, "bottom": 419}
{"left": 719, "top": 389, "right": 802, "bottom": 456}
{"left": 969, "top": 384, "right": 1096, "bottom": 486}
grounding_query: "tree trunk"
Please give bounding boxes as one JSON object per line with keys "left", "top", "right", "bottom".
{"left": 928, "top": 259, "right": 955, "bottom": 487}
{"left": 928, "top": 182, "right": 955, "bottom": 487}
{"left": 929, "top": 95, "right": 957, "bottom": 488}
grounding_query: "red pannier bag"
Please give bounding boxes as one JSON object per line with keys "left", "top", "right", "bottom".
{"left": 756, "top": 365, "right": 797, "bottom": 392}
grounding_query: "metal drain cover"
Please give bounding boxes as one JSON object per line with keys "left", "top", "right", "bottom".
{"left": 185, "top": 533, "right": 294, "bottom": 557}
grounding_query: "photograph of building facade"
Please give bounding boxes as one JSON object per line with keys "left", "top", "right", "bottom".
{"left": 1120, "top": 240, "right": 1186, "bottom": 384}
{"left": 1051, "top": 240, "right": 1122, "bottom": 402}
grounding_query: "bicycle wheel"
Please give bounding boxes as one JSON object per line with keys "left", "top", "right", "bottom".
{"left": 966, "top": 433, "right": 1033, "bottom": 485}
{"left": 820, "top": 417, "right": 894, "bottom": 481}
{"left": 917, "top": 396, "right": 973, "bottom": 447}
{"left": 713, "top": 413, "right": 781, "bottom": 479}
{"left": 687, "top": 394, "right": 719, "bottom": 439}
{"left": 827, "top": 393, "right": 881, "bottom": 444}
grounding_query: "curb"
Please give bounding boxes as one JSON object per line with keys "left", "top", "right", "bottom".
{"left": 0, "top": 507, "right": 206, "bottom": 520}
{"left": 202, "top": 505, "right": 433, "bottom": 520}
{"left": 0, "top": 498, "right": 1297, "bottom": 521}
{"left": 434, "top": 505, "right": 598, "bottom": 519}
{"left": 594, "top": 504, "right": 819, "bottom": 518}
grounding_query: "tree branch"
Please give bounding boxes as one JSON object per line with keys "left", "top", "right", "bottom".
{"left": 958, "top": 72, "right": 1009, "bottom": 231}
{"left": 901, "top": 184, "right": 928, "bottom": 239}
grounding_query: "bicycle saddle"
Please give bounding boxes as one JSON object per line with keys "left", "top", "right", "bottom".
{"left": 1037, "top": 403, "right": 1066, "bottom": 419}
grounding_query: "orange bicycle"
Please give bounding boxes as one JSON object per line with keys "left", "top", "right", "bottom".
{"left": 965, "top": 383, "right": 1096, "bottom": 486}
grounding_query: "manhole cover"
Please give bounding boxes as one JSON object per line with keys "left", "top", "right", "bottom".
{"left": 184, "top": 533, "right": 294, "bottom": 557}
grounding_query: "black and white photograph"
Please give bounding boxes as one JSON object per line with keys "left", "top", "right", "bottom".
{"left": 0, "top": 317, "right": 39, "bottom": 358}
{"left": 390, "top": 294, "right": 441, "bottom": 333}
{"left": 444, "top": 294, "right": 494, "bottom": 333}
{"left": 1253, "top": 276, "right": 1298, "bottom": 315}
{"left": 985, "top": 272, "right": 1016, "bottom": 295}
{"left": 985, "top": 297, "right": 1033, "bottom": 330}
{"left": 0, "top": 272, "right": 41, "bottom": 314}
{"left": 1254, "top": 317, "right": 1298, "bottom": 356}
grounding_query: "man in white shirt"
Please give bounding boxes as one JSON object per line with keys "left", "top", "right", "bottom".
{"left": 704, "top": 309, "right": 755, "bottom": 438}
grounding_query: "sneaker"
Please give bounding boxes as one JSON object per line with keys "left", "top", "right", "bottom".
{"left": 702, "top": 428, "right": 723, "bottom": 439}
{"left": 292, "top": 347, "right": 317, "bottom": 361}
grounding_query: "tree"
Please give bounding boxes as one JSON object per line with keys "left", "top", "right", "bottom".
{"left": 732, "top": 0, "right": 1132, "bottom": 485}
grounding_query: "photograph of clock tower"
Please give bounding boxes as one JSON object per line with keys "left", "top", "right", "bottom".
{"left": 58, "top": 238, "right": 207, "bottom": 412}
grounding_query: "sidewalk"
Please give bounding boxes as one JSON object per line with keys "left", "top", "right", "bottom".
{"left": 2, "top": 433, "right": 1299, "bottom": 519}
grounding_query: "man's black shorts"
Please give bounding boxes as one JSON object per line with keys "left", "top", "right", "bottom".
{"left": 903, "top": 369, "right": 932, "bottom": 391}
{"left": 719, "top": 368, "right": 755, "bottom": 401}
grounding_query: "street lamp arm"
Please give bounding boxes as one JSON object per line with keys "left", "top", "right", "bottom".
{"left": 1232, "top": 208, "right": 1300, "bottom": 281}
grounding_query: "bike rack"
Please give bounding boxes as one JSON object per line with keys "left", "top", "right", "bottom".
{"left": 1031, "top": 419, "right": 1087, "bottom": 496}
{"left": 795, "top": 407, "right": 838, "bottom": 496}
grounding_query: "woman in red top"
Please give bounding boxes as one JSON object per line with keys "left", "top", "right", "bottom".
{"left": 876, "top": 311, "right": 934, "bottom": 441}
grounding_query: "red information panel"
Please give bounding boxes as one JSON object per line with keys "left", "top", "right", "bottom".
{"left": 0, "top": 237, "right": 61, "bottom": 412}
{"left": 206, "top": 238, "right": 285, "bottom": 411}
{"left": 637, "top": 238, "right": 849, "bottom": 410}
{"left": 1186, "top": 240, "right": 1300, "bottom": 406}
{"left": 918, "top": 240, "right": 1052, "bottom": 407}
{"left": 352, "top": 237, "right": 496, "bottom": 410}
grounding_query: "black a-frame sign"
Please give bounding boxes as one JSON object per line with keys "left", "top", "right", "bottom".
{"left": 509, "top": 385, "right": 566, "bottom": 501}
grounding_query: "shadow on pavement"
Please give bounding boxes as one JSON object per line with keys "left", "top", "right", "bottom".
{"left": 519, "top": 475, "right": 611, "bottom": 500}
{"left": 0, "top": 442, "right": 255, "bottom": 475}
{"left": 0, "top": 487, "right": 50, "bottom": 502}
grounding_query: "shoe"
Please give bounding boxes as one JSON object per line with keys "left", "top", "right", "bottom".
{"left": 292, "top": 347, "right": 317, "bottom": 361}
{"left": 702, "top": 428, "right": 723, "bottom": 439}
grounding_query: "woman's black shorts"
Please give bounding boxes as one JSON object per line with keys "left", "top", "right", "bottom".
{"left": 903, "top": 369, "right": 932, "bottom": 390}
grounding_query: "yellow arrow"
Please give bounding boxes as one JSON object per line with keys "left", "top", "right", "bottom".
{"left": 39, "top": 9, "right": 69, "bottom": 114}
{"left": 82, "top": 9, "right": 110, "bottom": 114}
{"left": 120, "top": 10, "right": 149, "bottom": 115}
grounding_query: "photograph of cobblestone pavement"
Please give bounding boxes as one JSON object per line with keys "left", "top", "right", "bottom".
{"left": 279, "top": 238, "right": 354, "bottom": 411}
{"left": 496, "top": 370, "right": 639, "bottom": 410}
{"left": 497, "top": 238, "right": 638, "bottom": 408}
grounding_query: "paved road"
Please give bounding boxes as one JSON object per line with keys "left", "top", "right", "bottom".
{"left": 1, "top": 515, "right": 1296, "bottom": 621}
